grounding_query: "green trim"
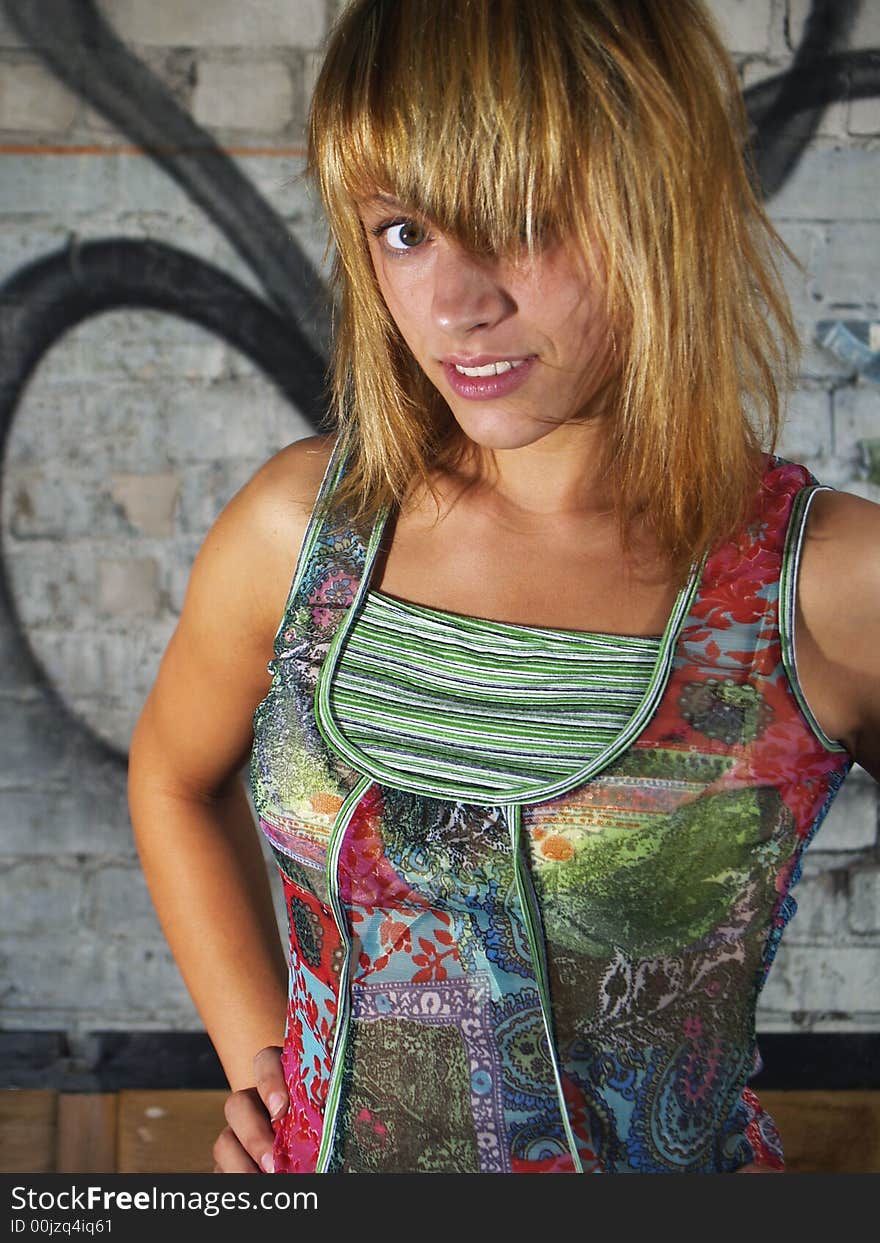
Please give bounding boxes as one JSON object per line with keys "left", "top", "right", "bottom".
{"left": 506, "top": 803, "right": 584, "bottom": 1173}
{"left": 270, "top": 437, "right": 350, "bottom": 655}
{"left": 778, "top": 485, "right": 848, "bottom": 754}
{"left": 314, "top": 505, "right": 393, "bottom": 760}
{"left": 315, "top": 773, "right": 374, "bottom": 1174}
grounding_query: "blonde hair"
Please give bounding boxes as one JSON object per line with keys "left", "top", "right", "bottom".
{"left": 307, "top": 0, "right": 798, "bottom": 576}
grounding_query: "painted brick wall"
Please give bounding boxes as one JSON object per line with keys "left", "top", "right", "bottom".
{"left": 0, "top": 0, "right": 878, "bottom": 1048}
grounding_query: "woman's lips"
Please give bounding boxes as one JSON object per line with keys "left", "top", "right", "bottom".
{"left": 442, "top": 356, "right": 536, "bottom": 400}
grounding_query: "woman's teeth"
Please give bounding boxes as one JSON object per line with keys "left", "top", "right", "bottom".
{"left": 453, "top": 359, "right": 527, "bottom": 377}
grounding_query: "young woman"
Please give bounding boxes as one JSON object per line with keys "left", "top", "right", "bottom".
{"left": 128, "top": 0, "right": 880, "bottom": 1175}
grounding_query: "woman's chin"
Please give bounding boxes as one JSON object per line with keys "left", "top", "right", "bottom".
{"left": 450, "top": 407, "right": 562, "bottom": 452}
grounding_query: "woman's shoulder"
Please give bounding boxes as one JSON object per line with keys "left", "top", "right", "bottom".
{"left": 797, "top": 485, "right": 880, "bottom": 777}
{"left": 799, "top": 487, "right": 880, "bottom": 650}
{"left": 233, "top": 433, "right": 337, "bottom": 545}
{"left": 801, "top": 486, "right": 880, "bottom": 577}
{"left": 243, "top": 429, "right": 337, "bottom": 588}
{"left": 245, "top": 433, "right": 338, "bottom": 512}
{"left": 190, "top": 433, "right": 337, "bottom": 646}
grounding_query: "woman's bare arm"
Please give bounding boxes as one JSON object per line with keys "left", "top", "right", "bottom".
{"left": 127, "top": 434, "right": 335, "bottom": 1093}
{"left": 795, "top": 489, "right": 880, "bottom": 781}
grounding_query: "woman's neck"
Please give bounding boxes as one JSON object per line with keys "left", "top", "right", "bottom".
{"left": 430, "top": 416, "right": 617, "bottom": 526}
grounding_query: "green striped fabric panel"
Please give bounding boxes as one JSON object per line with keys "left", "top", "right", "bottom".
{"left": 329, "top": 589, "right": 661, "bottom": 798}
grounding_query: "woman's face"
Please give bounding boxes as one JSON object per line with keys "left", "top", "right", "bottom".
{"left": 357, "top": 195, "right": 613, "bottom": 452}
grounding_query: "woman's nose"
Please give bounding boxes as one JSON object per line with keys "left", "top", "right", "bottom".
{"left": 430, "top": 242, "right": 515, "bottom": 337}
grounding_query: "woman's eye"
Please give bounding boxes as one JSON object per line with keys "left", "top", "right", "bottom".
{"left": 381, "top": 220, "right": 427, "bottom": 251}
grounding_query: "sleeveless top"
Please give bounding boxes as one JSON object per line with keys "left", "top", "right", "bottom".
{"left": 249, "top": 444, "right": 852, "bottom": 1174}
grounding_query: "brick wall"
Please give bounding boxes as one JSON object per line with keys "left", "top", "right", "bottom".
{"left": 0, "top": 0, "right": 878, "bottom": 1043}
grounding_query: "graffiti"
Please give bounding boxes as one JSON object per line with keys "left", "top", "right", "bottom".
{"left": 1, "top": 1, "right": 331, "bottom": 349}
{"left": 0, "top": 0, "right": 879, "bottom": 762}
{"left": 816, "top": 320, "right": 880, "bottom": 383}
{"left": 743, "top": 0, "right": 880, "bottom": 197}
{"left": 0, "top": 0, "right": 333, "bottom": 758}
{"left": 0, "top": 239, "right": 328, "bottom": 757}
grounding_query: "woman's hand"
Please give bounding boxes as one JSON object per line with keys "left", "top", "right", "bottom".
{"left": 212, "top": 1046, "right": 288, "bottom": 1173}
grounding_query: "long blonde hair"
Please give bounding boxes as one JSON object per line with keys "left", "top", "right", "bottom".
{"left": 308, "top": 0, "right": 798, "bottom": 576}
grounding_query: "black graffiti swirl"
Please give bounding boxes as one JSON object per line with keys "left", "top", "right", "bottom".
{"left": 0, "top": 0, "right": 334, "bottom": 758}
{"left": 744, "top": 0, "right": 880, "bottom": 197}
{"left": 1, "top": 0, "right": 331, "bottom": 350}
{"left": 0, "top": 239, "right": 329, "bottom": 757}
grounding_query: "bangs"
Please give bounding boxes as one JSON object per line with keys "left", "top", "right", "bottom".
{"left": 308, "top": 0, "right": 617, "bottom": 256}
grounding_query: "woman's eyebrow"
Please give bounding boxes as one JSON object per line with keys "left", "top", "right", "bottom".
{"left": 363, "top": 192, "right": 409, "bottom": 211}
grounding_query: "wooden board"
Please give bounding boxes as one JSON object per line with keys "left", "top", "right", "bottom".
{"left": 0, "top": 1090, "right": 57, "bottom": 1173}
{"left": 2, "top": 1088, "right": 879, "bottom": 1174}
{"left": 115, "top": 1089, "right": 880, "bottom": 1174}
{"left": 56, "top": 1094, "right": 118, "bottom": 1173}
{"left": 761, "top": 1090, "right": 880, "bottom": 1173}
{"left": 117, "top": 1090, "right": 228, "bottom": 1174}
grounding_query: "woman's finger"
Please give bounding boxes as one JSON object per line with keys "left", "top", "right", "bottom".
{"left": 223, "top": 1087, "right": 277, "bottom": 1172}
{"left": 253, "top": 1044, "right": 288, "bottom": 1122}
{"left": 212, "top": 1124, "right": 263, "bottom": 1174}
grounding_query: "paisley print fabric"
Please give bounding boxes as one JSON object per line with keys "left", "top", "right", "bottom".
{"left": 250, "top": 446, "right": 852, "bottom": 1173}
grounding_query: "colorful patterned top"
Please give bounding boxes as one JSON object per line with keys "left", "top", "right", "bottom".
{"left": 249, "top": 444, "right": 852, "bottom": 1174}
